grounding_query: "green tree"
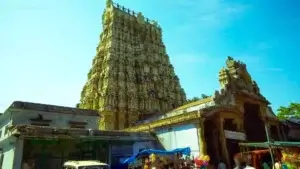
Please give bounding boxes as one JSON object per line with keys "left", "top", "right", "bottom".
{"left": 277, "top": 103, "right": 300, "bottom": 119}
{"left": 75, "top": 103, "right": 80, "bottom": 108}
{"left": 201, "top": 94, "right": 209, "bottom": 99}
{"left": 186, "top": 97, "right": 201, "bottom": 104}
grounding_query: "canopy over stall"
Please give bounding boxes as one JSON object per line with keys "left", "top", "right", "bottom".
{"left": 239, "top": 141, "right": 300, "bottom": 148}
{"left": 122, "top": 147, "right": 191, "bottom": 164}
{"left": 239, "top": 141, "right": 300, "bottom": 169}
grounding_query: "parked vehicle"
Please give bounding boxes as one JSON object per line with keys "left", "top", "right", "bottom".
{"left": 63, "top": 160, "right": 111, "bottom": 169}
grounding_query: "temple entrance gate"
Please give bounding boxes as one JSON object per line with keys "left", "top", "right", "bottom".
{"left": 243, "top": 103, "right": 266, "bottom": 142}
{"left": 226, "top": 139, "right": 239, "bottom": 166}
{"left": 223, "top": 119, "right": 245, "bottom": 167}
{"left": 204, "top": 119, "right": 219, "bottom": 166}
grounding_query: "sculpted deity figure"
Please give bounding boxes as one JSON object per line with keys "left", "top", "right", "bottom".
{"left": 145, "top": 100, "right": 151, "bottom": 111}
{"left": 126, "top": 66, "right": 135, "bottom": 81}
{"left": 252, "top": 80, "right": 260, "bottom": 94}
{"left": 137, "top": 12, "right": 144, "bottom": 23}
{"left": 152, "top": 68, "right": 158, "bottom": 75}
{"left": 150, "top": 20, "right": 158, "bottom": 27}
{"left": 127, "top": 71, "right": 136, "bottom": 82}
{"left": 128, "top": 95, "right": 138, "bottom": 110}
{"left": 153, "top": 75, "right": 158, "bottom": 82}
{"left": 142, "top": 84, "right": 148, "bottom": 97}
{"left": 118, "top": 92, "right": 126, "bottom": 108}
{"left": 127, "top": 82, "right": 137, "bottom": 94}
{"left": 150, "top": 98, "right": 159, "bottom": 110}
{"left": 139, "top": 99, "right": 145, "bottom": 110}
{"left": 118, "top": 80, "right": 124, "bottom": 88}
{"left": 118, "top": 71, "right": 125, "bottom": 81}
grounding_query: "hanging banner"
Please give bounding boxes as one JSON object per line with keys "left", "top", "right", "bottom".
{"left": 224, "top": 130, "right": 246, "bottom": 140}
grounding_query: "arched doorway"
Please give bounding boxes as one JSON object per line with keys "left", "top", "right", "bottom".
{"left": 243, "top": 103, "right": 266, "bottom": 141}
{"left": 204, "top": 119, "right": 219, "bottom": 166}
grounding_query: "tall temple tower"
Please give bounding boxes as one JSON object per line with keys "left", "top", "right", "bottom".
{"left": 79, "top": 0, "right": 186, "bottom": 130}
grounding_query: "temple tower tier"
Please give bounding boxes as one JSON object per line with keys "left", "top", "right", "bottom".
{"left": 79, "top": 0, "right": 186, "bottom": 130}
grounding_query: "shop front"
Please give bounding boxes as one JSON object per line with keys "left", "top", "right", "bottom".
{"left": 8, "top": 125, "right": 156, "bottom": 169}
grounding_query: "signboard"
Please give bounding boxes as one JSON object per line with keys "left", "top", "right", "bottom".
{"left": 224, "top": 130, "right": 246, "bottom": 140}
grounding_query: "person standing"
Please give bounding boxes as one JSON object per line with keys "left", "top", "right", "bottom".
{"left": 22, "top": 158, "right": 35, "bottom": 169}
{"left": 262, "top": 162, "right": 270, "bottom": 169}
{"left": 272, "top": 160, "right": 282, "bottom": 169}
{"left": 244, "top": 157, "right": 255, "bottom": 169}
{"left": 218, "top": 160, "right": 226, "bottom": 169}
{"left": 233, "top": 155, "right": 245, "bottom": 169}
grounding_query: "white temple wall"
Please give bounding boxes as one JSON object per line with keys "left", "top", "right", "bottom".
{"left": 155, "top": 124, "right": 200, "bottom": 157}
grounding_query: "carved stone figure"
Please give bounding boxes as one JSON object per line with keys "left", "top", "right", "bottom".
{"left": 137, "top": 12, "right": 144, "bottom": 23}
{"left": 106, "top": 0, "right": 112, "bottom": 8}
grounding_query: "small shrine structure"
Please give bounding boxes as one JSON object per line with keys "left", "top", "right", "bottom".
{"left": 125, "top": 57, "right": 285, "bottom": 167}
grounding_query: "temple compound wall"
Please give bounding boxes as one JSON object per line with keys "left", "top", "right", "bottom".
{"left": 125, "top": 57, "right": 287, "bottom": 168}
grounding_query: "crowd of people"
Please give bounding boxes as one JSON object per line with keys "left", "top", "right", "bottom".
{"left": 128, "top": 152, "right": 290, "bottom": 169}
{"left": 129, "top": 153, "right": 215, "bottom": 169}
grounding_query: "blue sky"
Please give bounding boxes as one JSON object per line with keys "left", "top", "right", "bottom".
{"left": 0, "top": 0, "right": 299, "bottom": 113}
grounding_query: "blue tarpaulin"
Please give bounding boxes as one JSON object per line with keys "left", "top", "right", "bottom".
{"left": 122, "top": 147, "right": 191, "bottom": 164}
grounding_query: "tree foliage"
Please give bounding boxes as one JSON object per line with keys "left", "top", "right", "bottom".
{"left": 201, "top": 94, "right": 209, "bottom": 99}
{"left": 185, "top": 94, "right": 210, "bottom": 104}
{"left": 186, "top": 97, "right": 201, "bottom": 103}
{"left": 75, "top": 103, "right": 80, "bottom": 108}
{"left": 277, "top": 103, "right": 300, "bottom": 120}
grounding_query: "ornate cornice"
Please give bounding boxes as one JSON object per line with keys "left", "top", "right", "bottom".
{"left": 124, "top": 111, "right": 202, "bottom": 132}
{"left": 125, "top": 105, "right": 246, "bottom": 132}
{"left": 202, "top": 106, "right": 243, "bottom": 118}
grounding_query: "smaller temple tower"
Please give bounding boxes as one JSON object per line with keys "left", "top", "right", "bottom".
{"left": 218, "top": 56, "right": 261, "bottom": 95}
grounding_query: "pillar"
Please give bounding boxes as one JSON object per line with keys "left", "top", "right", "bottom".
{"left": 276, "top": 125, "right": 283, "bottom": 141}
{"left": 108, "top": 143, "right": 112, "bottom": 165}
{"left": 280, "top": 125, "right": 287, "bottom": 141}
{"left": 235, "top": 99, "right": 244, "bottom": 113}
{"left": 233, "top": 119, "right": 244, "bottom": 132}
{"left": 118, "top": 111, "right": 126, "bottom": 130}
{"left": 99, "top": 111, "right": 115, "bottom": 130}
{"left": 259, "top": 105, "right": 268, "bottom": 132}
{"left": 218, "top": 118, "right": 230, "bottom": 167}
{"left": 196, "top": 118, "right": 207, "bottom": 155}
{"left": 265, "top": 124, "right": 272, "bottom": 141}
{"left": 13, "top": 138, "right": 24, "bottom": 169}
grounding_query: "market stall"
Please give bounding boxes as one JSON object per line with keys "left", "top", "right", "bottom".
{"left": 122, "top": 147, "right": 191, "bottom": 164}
{"left": 239, "top": 141, "right": 300, "bottom": 169}
{"left": 281, "top": 147, "right": 300, "bottom": 168}
{"left": 122, "top": 147, "right": 211, "bottom": 168}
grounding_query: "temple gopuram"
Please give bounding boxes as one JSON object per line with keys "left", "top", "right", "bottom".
{"left": 79, "top": 0, "right": 285, "bottom": 168}
{"left": 79, "top": 0, "right": 186, "bottom": 130}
